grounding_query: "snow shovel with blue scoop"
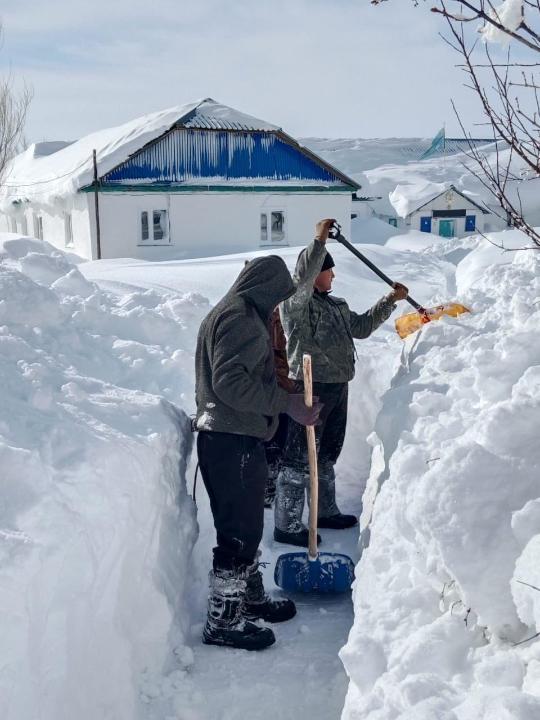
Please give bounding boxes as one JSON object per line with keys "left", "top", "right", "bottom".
{"left": 274, "top": 354, "right": 355, "bottom": 594}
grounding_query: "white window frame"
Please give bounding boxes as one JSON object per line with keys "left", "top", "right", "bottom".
{"left": 260, "top": 209, "right": 287, "bottom": 247}
{"left": 138, "top": 208, "right": 171, "bottom": 246}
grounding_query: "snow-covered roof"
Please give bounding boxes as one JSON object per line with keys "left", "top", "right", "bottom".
{"left": 389, "top": 181, "right": 449, "bottom": 218}
{"left": 180, "top": 101, "right": 278, "bottom": 131}
{"left": 0, "top": 99, "right": 281, "bottom": 208}
{"left": 390, "top": 183, "right": 490, "bottom": 218}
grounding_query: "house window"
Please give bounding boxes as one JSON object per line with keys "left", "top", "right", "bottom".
{"left": 153, "top": 210, "right": 167, "bottom": 241}
{"left": 420, "top": 216, "right": 432, "bottom": 233}
{"left": 465, "top": 215, "right": 476, "bottom": 232}
{"left": 260, "top": 213, "right": 268, "bottom": 244}
{"left": 140, "top": 209, "right": 169, "bottom": 244}
{"left": 33, "top": 215, "right": 43, "bottom": 240}
{"left": 260, "top": 211, "right": 286, "bottom": 245}
{"left": 64, "top": 213, "right": 73, "bottom": 247}
{"left": 271, "top": 211, "right": 285, "bottom": 243}
{"left": 388, "top": 217, "right": 398, "bottom": 227}
{"left": 141, "top": 211, "right": 149, "bottom": 241}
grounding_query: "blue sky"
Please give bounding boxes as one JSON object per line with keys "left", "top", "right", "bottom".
{"left": 1, "top": 0, "right": 492, "bottom": 142}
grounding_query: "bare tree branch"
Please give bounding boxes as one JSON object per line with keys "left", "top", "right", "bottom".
{"left": 373, "top": 0, "right": 540, "bottom": 248}
{"left": 0, "top": 22, "right": 33, "bottom": 184}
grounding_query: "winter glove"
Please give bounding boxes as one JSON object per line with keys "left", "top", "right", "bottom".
{"left": 285, "top": 393, "right": 323, "bottom": 426}
{"left": 314, "top": 218, "right": 336, "bottom": 243}
{"left": 387, "top": 282, "right": 409, "bottom": 303}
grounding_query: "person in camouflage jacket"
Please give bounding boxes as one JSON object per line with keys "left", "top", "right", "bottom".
{"left": 274, "top": 219, "right": 408, "bottom": 547}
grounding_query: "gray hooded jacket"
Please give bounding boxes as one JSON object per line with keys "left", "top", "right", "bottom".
{"left": 195, "top": 255, "right": 296, "bottom": 440}
{"left": 280, "top": 239, "right": 396, "bottom": 384}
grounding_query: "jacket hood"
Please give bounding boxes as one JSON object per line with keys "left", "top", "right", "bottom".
{"left": 230, "top": 255, "right": 295, "bottom": 319}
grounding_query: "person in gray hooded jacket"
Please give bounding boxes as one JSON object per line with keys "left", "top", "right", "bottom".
{"left": 274, "top": 219, "right": 408, "bottom": 547}
{"left": 195, "top": 255, "right": 322, "bottom": 651}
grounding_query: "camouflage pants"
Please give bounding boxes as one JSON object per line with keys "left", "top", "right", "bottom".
{"left": 274, "top": 382, "right": 348, "bottom": 534}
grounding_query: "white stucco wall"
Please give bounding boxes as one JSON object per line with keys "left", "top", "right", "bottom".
{"left": 0, "top": 195, "right": 93, "bottom": 258}
{"left": 95, "top": 190, "right": 352, "bottom": 260}
{"left": 1, "top": 190, "right": 351, "bottom": 260}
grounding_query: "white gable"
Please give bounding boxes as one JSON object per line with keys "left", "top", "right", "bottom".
{"left": 390, "top": 184, "right": 487, "bottom": 218}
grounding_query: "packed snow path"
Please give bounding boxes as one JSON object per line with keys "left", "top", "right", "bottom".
{"left": 161, "top": 477, "right": 358, "bottom": 720}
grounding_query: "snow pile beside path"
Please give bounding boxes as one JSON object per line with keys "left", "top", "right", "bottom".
{"left": 0, "top": 233, "right": 206, "bottom": 720}
{"left": 341, "top": 232, "right": 540, "bottom": 719}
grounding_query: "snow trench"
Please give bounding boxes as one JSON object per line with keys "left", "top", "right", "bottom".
{"left": 341, "top": 238, "right": 540, "bottom": 719}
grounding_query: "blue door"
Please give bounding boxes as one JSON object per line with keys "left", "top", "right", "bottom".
{"left": 420, "top": 216, "right": 432, "bottom": 233}
{"left": 465, "top": 215, "right": 476, "bottom": 232}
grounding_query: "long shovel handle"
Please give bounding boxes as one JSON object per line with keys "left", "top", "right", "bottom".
{"left": 334, "top": 232, "right": 426, "bottom": 313}
{"left": 303, "top": 354, "right": 319, "bottom": 561}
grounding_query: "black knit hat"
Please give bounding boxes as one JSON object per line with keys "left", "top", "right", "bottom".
{"left": 320, "top": 251, "right": 335, "bottom": 272}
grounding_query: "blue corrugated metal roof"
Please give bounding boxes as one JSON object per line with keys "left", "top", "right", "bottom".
{"left": 101, "top": 128, "right": 352, "bottom": 186}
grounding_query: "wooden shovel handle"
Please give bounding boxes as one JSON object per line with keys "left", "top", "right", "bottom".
{"left": 303, "top": 354, "right": 319, "bottom": 560}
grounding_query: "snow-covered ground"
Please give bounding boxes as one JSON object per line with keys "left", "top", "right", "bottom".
{"left": 1, "top": 219, "right": 539, "bottom": 719}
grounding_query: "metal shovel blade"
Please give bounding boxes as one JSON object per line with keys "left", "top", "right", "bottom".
{"left": 274, "top": 551, "right": 355, "bottom": 594}
{"left": 395, "top": 302, "right": 470, "bottom": 339}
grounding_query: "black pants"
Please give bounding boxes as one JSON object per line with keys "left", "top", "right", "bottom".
{"left": 264, "top": 413, "right": 289, "bottom": 466}
{"left": 197, "top": 431, "right": 267, "bottom": 571}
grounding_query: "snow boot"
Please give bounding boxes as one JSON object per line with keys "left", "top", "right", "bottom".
{"left": 273, "top": 527, "right": 321, "bottom": 548}
{"left": 202, "top": 569, "right": 275, "bottom": 651}
{"left": 318, "top": 513, "right": 358, "bottom": 529}
{"left": 243, "top": 556, "right": 296, "bottom": 623}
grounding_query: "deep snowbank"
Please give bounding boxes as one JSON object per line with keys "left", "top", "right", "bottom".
{"left": 0, "top": 234, "right": 204, "bottom": 720}
{"left": 342, "top": 232, "right": 540, "bottom": 719}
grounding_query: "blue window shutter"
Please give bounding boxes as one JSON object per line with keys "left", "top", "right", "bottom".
{"left": 465, "top": 215, "right": 476, "bottom": 231}
{"left": 420, "top": 216, "right": 431, "bottom": 233}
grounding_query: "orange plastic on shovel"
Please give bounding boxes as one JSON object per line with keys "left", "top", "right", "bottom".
{"left": 395, "top": 303, "right": 470, "bottom": 339}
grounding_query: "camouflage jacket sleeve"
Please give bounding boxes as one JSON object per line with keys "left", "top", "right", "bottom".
{"left": 289, "top": 239, "right": 327, "bottom": 309}
{"left": 349, "top": 295, "right": 396, "bottom": 339}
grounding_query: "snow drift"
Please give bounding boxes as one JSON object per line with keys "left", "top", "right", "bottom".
{"left": 0, "top": 233, "right": 206, "bottom": 720}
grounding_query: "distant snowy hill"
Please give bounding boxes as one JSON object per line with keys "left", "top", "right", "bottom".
{"left": 303, "top": 137, "right": 540, "bottom": 227}
{"left": 301, "top": 137, "right": 499, "bottom": 178}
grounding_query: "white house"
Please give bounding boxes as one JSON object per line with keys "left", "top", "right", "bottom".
{"left": 389, "top": 184, "right": 492, "bottom": 238}
{"left": 0, "top": 99, "right": 359, "bottom": 260}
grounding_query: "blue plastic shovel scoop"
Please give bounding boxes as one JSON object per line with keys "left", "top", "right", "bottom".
{"left": 274, "top": 355, "right": 355, "bottom": 594}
